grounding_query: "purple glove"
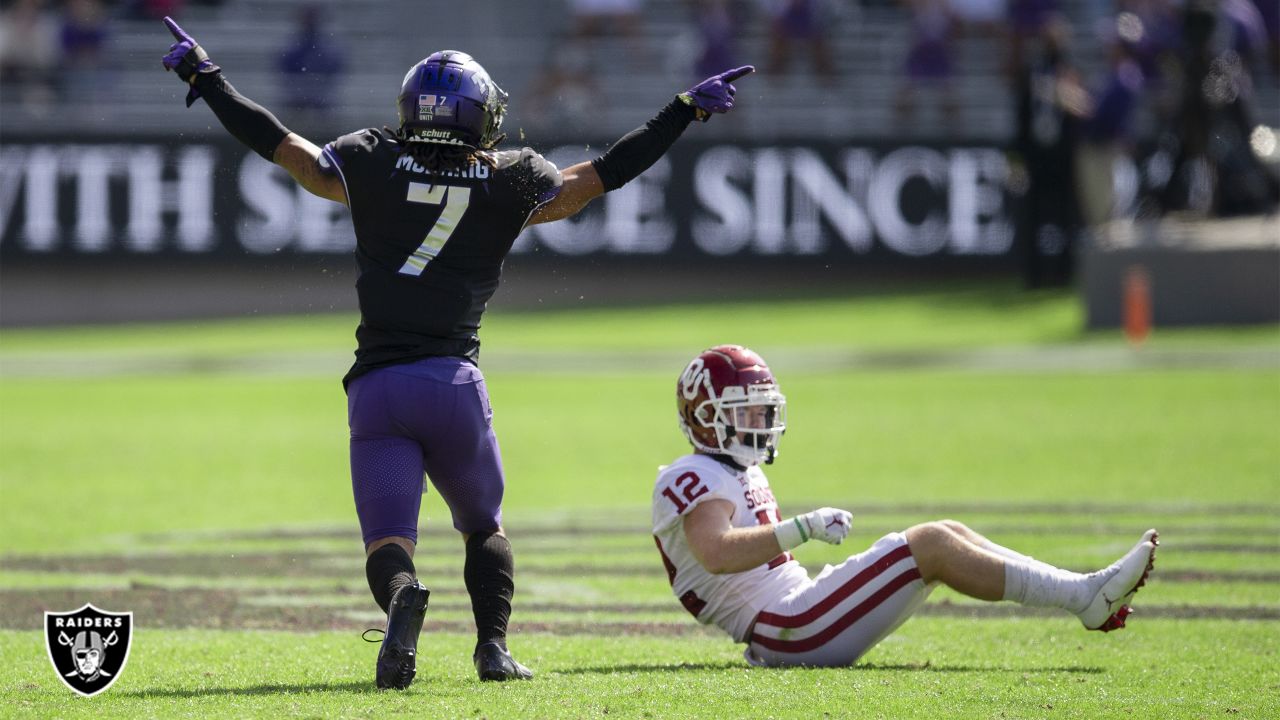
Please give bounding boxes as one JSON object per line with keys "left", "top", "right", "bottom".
{"left": 678, "top": 65, "right": 754, "bottom": 121}
{"left": 161, "top": 16, "right": 219, "bottom": 107}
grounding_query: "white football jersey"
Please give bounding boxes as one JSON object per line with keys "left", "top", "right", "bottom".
{"left": 651, "top": 453, "right": 811, "bottom": 642}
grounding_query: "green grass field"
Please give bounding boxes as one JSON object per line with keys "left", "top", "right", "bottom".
{"left": 2, "top": 285, "right": 1278, "bottom": 718}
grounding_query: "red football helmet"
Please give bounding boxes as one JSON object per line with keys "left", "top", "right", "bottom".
{"left": 676, "top": 345, "right": 787, "bottom": 466}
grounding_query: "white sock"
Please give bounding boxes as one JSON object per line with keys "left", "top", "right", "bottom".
{"left": 1002, "top": 560, "right": 1100, "bottom": 613}
{"left": 980, "top": 539, "right": 1055, "bottom": 571}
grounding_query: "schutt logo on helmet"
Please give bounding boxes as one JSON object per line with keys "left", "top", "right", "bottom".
{"left": 397, "top": 51, "right": 508, "bottom": 150}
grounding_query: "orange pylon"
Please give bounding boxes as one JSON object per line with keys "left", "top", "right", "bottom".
{"left": 1123, "top": 265, "right": 1152, "bottom": 347}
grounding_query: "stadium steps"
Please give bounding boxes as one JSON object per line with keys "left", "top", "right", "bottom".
{"left": 2, "top": 0, "right": 1274, "bottom": 142}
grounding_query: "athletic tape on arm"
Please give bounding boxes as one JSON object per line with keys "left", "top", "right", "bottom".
{"left": 774, "top": 517, "right": 808, "bottom": 552}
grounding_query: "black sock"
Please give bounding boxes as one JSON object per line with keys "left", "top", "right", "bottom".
{"left": 464, "top": 532, "right": 514, "bottom": 647}
{"left": 365, "top": 543, "right": 416, "bottom": 614}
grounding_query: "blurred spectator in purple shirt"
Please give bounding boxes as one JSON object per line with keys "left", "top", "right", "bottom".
{"left": 1114, "top": 0, "right": 1182, "bottom": 86}
{"left": 59, "top": 0, "right": 110, "bottom": 103}
{"left": 1086, "top": 50, "right": 1144, "bottom": 146}
{"left": 523, "top": 41, "right": 602, "bottom": 133}
{"left": 1008, "top": 0, "right": 1057, "bottom": 35}
{"left": 1252, "top": 0, "right": 1279, "bottom": 74}
{"left": 1006, "top": 0, "right": 1057, "bottom": 80}
{"left": 761, "top": 0, "right": 837, "bottom": 82}
{"left": 1076, "top": 24, "right": 1145, "bottom": 227}
{"left": 692, "top": 0, "right": 740, "bottom": 80}
{"left": 124, "top": 0, "right": 186, "bottom": 21}
{"left": 568, "top": 0, "right": 649, "bottom": 61}
{"left": 1221, "top": 0, "right": 1268, "bottom": 70}
{"left": 61, "top": 0, "right": 108, "bottom": 64}
{"left": 895, "top": 0, "right": 958, "bottom": 130}
{"left": 947, "top": 0, "right": 1005, "bottom": 36}
{"left": 278, "top": 4, "right": 346, "bottom": 113}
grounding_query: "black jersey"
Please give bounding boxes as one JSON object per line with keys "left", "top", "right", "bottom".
{"left": 320, "top": 129, "right": 561, "bottom": 387}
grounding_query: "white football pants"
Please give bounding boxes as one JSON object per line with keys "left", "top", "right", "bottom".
{"left": 746, "top": 532, "right": 935, "bottom": 667}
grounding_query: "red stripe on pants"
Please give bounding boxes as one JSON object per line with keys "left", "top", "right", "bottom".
{"left": 754, "top": 544, "right": 914, "bottom": 629}
{"left": 749, "top": 568, "right": 922, "bottom": 653}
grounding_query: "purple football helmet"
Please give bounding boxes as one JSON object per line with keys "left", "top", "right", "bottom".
{"left": 396, "top": 51, "right": 507, "bottom": 150}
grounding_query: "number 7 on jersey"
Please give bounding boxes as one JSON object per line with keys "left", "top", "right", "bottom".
{"left": 398, "top": 182, "right": 472, "bottom": 276}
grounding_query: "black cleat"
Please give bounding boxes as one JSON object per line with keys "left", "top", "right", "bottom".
{"left": 376, "top": 581, "right": 430, "bottom": 690}
{"left": 474, "top": 641, "right": 534, "bottom": 681}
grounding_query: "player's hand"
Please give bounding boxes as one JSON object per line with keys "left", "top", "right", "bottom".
{"left": 678, "top": 65, "right": 754, "bottom": 122}
{"left": 774, "top": 507, "right": 853, "bottom": 551}
{"left": 161, "top": 16, "right": 219, "bottom": 106}
{"left": 796, "top": 507, "right": 853, "bottom": 545}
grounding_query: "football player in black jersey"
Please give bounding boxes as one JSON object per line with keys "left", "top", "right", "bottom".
{"left": 161, "top": 16, "right": 752, "bottom": 690}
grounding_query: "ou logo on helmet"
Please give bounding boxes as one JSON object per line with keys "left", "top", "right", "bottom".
{"left": 680, "top": 358, "right": 711, "bottom": 401}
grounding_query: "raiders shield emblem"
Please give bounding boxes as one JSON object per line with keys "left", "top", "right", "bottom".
{"left": 44, "top": 604, "right": 133, "bottom": 697}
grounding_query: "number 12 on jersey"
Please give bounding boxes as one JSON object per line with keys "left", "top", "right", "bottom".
{"left": 662, "top": 472, "right": 709, "bottom": 514}
{"left": 398, "top": 182, "right": 472, "bottom": 276}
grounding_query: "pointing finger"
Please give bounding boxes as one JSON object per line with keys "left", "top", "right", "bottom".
{"left": 721, "top": 65, "right": 755, "bottom": 82}
{"left": 164, "top": 16, "right": 189, "bottom": 42}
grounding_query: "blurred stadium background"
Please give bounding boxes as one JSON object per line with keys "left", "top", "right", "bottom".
{"left": 2, "top": 4, "right": 1279, "bottom": 715}
{"left": 2, "top": 0, "right": 1277, "bottom": 326}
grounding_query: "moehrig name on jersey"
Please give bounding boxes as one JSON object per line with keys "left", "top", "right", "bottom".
{"left": 394, "top": 153, "right": 492, "bottom": 179}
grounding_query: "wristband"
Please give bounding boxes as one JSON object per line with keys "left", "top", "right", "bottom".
{"left": 173, "top": 45, "right": 214, "bottom": 84}
{"left": 773, "top": 516, "right": 808, "bottom": 552}
{"left": 675, "top": 92, "right": 709, "bottom": 121}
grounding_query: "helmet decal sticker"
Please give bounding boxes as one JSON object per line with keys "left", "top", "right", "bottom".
{"left": 679, "top": 358, "right": 706, "bottom": 401}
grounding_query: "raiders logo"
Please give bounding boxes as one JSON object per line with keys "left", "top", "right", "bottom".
{"left": 44, "top": 604, "right": 133, "bottom": 697}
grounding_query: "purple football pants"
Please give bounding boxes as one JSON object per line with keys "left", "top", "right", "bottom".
{"left": 347, "top": 357, "right": 505, "bottom": 546}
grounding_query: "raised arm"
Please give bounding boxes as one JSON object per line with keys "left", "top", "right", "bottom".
{"left": 528, "top": 66, "right": 754, "bottom": 226}
{"left": 527, "top": 160, "right": 603, "bottom": 225}
{"left": 272, "top": 134, "right": 346, "bottom": 205}
{"left": 160, "top": 17, "right": 345, "bottom": 206}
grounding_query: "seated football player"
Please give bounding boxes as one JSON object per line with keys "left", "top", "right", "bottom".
{"left": 652, "top": 345, "right": 1158, "bottom": 667}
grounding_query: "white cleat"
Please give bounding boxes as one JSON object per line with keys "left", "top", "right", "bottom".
{"left": 1076, "top": 529, "right": 1158, "bottom": 632}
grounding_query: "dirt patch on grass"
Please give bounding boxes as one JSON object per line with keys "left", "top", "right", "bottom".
{"left": 0, "top": 585, "right": 709, "bottom": 634}
{"left": 0, "top": 587, "right": 354, "bottom": 632}
{"left": 2, "top": 585, "right": 1276, "bottom": 632}
{"left": 135, "top": 506, "right": 1280, "bottom": 546}
{"left": 4, "top": 519, "right": 1278, "bottom": 633}
{"left": 0, "top": 552, "right": 353, "bottom": 578}
{"left": 5, "top": 551, "right": 1278, "bottom": 581}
